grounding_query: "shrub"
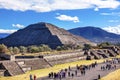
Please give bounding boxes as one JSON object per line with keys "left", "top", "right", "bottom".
{"left": 8, "top": 47, "right": 14, "bottom": 54}
{"left": 13, "top": 47, "right": 20, "bottom": 54}
{"left": 19, "top": 46, "right": 27, "bottom": 54}
{"left": 0, "top": 44, "right": 8, "bottom": 53}
{"left": 28, "top": 46, "right": 39, "bottom": 53}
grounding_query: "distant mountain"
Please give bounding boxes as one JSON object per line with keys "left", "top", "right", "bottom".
{"left": 0, "top": 33, "right": 10, "bottom": 39}
{"left": 68, "top": 26, "right": 120, "bottom": 43}
{"left": 0, "top": 22, "right": 94, "bottom": 48}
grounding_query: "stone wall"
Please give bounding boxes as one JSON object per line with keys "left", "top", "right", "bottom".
{"left": 44, "top": 51, "right": 86, "bottom": 65}
{"left": 0, "top": 70, "right": 5, "bottom": 76}
{"left": 0, "top": 54, "right": 15, "bottom": 61}
{"left": 0, "top": 58, "right": 51, "bottom": 76}
{"left": 22, "top": 58, "right": 51, "bottom": 70}
{"left": 1, "top": 61, "right": 24, "bottom": 76}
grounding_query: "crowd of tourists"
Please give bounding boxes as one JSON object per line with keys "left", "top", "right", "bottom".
{"left": 101, "top": 58, "right": 120, "bottom": 71}
{"left": 47, "top": 61, "right": 98, "bottom": 79}
{"left": 30, "top": 58, "right": 120, "bottom": 80}
{"left": 47, "top": 58, "right": 120, "bottom": 80}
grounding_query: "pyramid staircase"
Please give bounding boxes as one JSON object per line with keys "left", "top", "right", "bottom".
{"left": 2, "top": 61, "right": 24, "bottom": 76}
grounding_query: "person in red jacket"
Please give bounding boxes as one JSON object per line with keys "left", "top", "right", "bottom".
{"left": 34, "top": 75, "right": 36, "bottom": 80}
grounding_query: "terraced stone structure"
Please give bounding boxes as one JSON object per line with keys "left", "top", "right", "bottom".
{"left": 0, "top": 58, "right": 51, "bottom": 76}
{"left": 0, "top": 22, "right": 94, "bottom": 48}
{"left": 0, "top": 46, "right": 120, "bottom": 76}
{"left": 85, "top": 46, "right": 120, "bottom": 60}
{"left": 0, "top": 51, "right": 86, "bottom": 76}
{"left": 44, "top": 50, "right": 86, "bottom": 65}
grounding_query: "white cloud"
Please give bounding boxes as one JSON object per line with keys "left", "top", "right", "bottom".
{"left": 101, "top": 12, "right": 120, "bottom": 16}
{"left": 94, "top": 7, "right": 99, "bottom": 11}
{"left": 102, "top": 25, "right": 120, "bottom": 34}
{"left": 56, "top": 14, "right": 79, "bottom": 23}
{"left": 0, "top": 0, "right": 120, "bottom": 12}
{"left": 90, "top": 0, "right": 120, "bottom": 9}
{"left": 12, "top": 24, "right": 25, "bottom": 28}
{"left": 0, "top": 29, "right": 17, "bottom": 33}
{"left": 108, "top": 20, "right": 119, "bottom": 22}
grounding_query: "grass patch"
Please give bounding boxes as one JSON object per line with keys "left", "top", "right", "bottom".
{"left": 101, "top": 69, "right": 120, "bottom": 80}
{"left": 0, "top": 59, "right": 105, "bottom": 80}
{"left": 101, "top": 55, "right": 120, "bottom": 80}
{"left": 116, "top": 55, "right": 120, "bottom": 58}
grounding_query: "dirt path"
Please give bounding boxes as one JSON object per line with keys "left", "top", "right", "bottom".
{"left": 37, "top": 62, "right": 120, "bottom": 80}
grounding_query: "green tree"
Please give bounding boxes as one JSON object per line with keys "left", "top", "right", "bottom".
{"left": 27, "top": 45, "right": 51, "bottom": 53}
{"left": 8, "top": 47, "right": 14, "bottom": 54}
{"left": 19, "top": 46, "right": 27, "bottom": 54}
{"left": 75, "top": 45, "right": 82, "bottom": 49}
{"left": 56, "top": 46, "right": 62, "bottom": 51}
{"left": 41, "top": 44, "right": 51, "bottom": 51}
{"left": 38, "top": 46, "right": 44, "bottom": 52}
{"left": 83, "top": 44, "right": 91, "bottom": 51}
{"left": 13, "top": 47, "right": 20, "bottom": 54}
{"left": 56, "top": 45, "right": 70, "bottom": 51}
{"left": 28, "top": 46, "right": 39, "bottom": 53}
{"left": 0, "top": 44, "right": 8, "bottom": 53}
{"left": 98, "top": 42, "right": 111, "bottom": 48}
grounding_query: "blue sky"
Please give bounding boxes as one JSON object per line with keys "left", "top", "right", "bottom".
{"left": 0, "top": 0, "right": 120, "bottom": 34}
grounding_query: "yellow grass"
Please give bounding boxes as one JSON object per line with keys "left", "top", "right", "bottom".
{"left": 116, "top": 55, "right": 120, "bottom": 58}
{"left": 0, "top": 59, "right": 104, "bottom": 80}
{"left": 101, "top": 55, "right": 120, "bottom": 80}
{"left": 101, "top": 69, "right": 120, "bottom": 80}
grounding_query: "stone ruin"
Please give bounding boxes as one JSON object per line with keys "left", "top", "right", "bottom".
{"left": 0, "top": 50, "right": 86, "bottom": 76}
{"left": 0, "top": 46, "right": 120, "bottom": 76}
{"left": 0, "top": 58, "right": 51, "bottom": 76}
{"left": 44, "top": 50, "right": 86, "bottom": 66}
{"left": 85, "top": 46, "right": 120, "bottom": 60}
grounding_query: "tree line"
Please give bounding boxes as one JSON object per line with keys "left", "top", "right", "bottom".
{"left": 0, "top": 43, "right": 84, "bottom": 55}
{"left": 0, "top": 42, "right": 115, "bottom": 55}
{"left": 0, "top": 44, "right": 52, "bottom": 54}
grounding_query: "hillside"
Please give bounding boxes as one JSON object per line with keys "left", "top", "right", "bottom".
{"left": 69, "top": 26, "right": 120, "bottom": 43}
{"left": 0, "top": 33, "right": 9, "bottom": 39}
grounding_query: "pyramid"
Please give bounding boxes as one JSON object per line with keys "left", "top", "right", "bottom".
{"left": 0, "top": 22, "right": 94, "bottom": 48}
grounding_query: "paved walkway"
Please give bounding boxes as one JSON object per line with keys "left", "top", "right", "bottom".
{"left": 37, "top": 61, "right": 120, "bottom": 80}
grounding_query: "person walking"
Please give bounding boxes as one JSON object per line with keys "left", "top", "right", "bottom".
{"left": 34, "top": 75, "right": 36, "bottom": 80}
{"left": 75, "top": 70, "right": 77, "bottom": 76}
{"left": 71, "top": 73, "right": 74, "bottom": 78}
{"left": 29, "top": 74, "right": 33, "bottom": 80}
{"left": 98, "top": 74, "right": 101, "bottom": 79}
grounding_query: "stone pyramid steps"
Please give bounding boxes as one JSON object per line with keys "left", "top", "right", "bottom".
{"left": 108, "top": 50, "right": 117, "bottom": 57}
{"left": 90, "top": 51, "right": 100, "bottom": 59}
{"left": 97, "top": 50, "right": 110, "bottom": 58}
{"left": 2, "top": 61, "right": 24, "bottom": 76}
{"left": 23, "top": 58, "right": 51, "bottom": 70}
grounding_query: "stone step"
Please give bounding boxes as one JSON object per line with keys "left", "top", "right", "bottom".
{"left": 108, "top": 50, "right": 117, "bottom": 57}
{"left": 90, "top": 51, "right": 100, "bottom": 59}
{"left": 2, "top": 61, "right": 24, "bottom": 76}
{"left": 23, "top": 58, "right": 51, "bottom": 70}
